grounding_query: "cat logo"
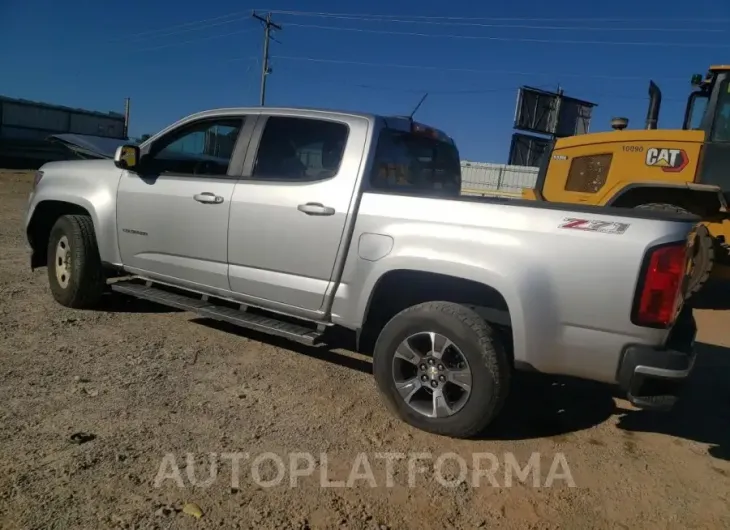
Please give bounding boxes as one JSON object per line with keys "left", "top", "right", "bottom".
{"left": 645, "top": 148, "right": 689, "bottom": 172}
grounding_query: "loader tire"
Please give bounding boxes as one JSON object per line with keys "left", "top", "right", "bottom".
{"left": 634, "top": 203, "right": 713, "bottom": 297}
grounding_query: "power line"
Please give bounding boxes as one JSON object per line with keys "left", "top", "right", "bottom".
{"left": 267, "top": 55, "right": 689, "bottom": 81}
{"left": 262, "top": 55, "right": 690, "bottom": 101}
{"left": 128, "top": 29, "right": 255, "bottom": 52}
{"left": 118, "top": 10, "right": 253, "bottom": 41}
{"left": 285, "top": 23, "right": 730, "bottom": 48}
{"left": 227, "top": 62, "right": 689, "bottom": 102}
{"left": 93, "top": 8, "right": 714, "bottom": 105}
{"left": 106, "top": 7, "right": 729, "bottom": 46}
{"left": 271, "top": 12, "right": 724, "bottom": 33}
{"left": 252, "top": 11, "right": 282, "bottom": 106}
{"left": 266, "top": 9, "right": 730, "bottom": 24}
{"left": 301, "top": 82, "right": 531, "bottom": 96}
{"left": 124, "top": 16, "right": 252, "bottom": 43}
{"left": 102, "top": 7, "right": 730, "bottom": 51}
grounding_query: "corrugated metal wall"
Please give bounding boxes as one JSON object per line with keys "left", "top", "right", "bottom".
{"left": 68, "top": 113, "right": 125, "bottom": 137}
{"left": 0, "top": 96, "right": 126, "bottom": 168}
{"left": 460, "top": 160, "right": 539, "bottom": 197}
{"left": 2, "top": 101, "right": 69, "bottom": 132}
{"left": 0, "top": 97, "right": 125, "bottom": 140}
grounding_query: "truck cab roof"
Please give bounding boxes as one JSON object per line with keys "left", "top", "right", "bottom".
{"left": 177, "top": 106, "right": 454, "bottom": 144}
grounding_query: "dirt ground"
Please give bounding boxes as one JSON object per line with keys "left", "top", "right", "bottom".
{"left": 1, "top": 169, "right": 729, "bottom": 530}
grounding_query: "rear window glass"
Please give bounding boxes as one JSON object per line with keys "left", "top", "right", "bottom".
{"left": 369, "top": 129, "right": 461, "bottom": 195}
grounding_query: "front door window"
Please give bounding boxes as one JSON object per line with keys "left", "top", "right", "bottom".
{"left": 146, "top": 118, "right": 244, "bottom": 176}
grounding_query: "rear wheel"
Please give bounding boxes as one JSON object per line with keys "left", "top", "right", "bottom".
{"left": 372, "top": 301, "right": 511, "bottom": 438}
{"left": 634, "top": 203, "right": 713, "bottom": 297}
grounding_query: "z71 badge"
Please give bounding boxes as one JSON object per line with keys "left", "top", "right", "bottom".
{"left": 645, "top": 148, "right": 689, "bottom": 172}
{"left": 558, "top": 218, "right": 630, "bottom": 235}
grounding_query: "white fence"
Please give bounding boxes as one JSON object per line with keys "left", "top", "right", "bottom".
{"left": 460, "top": 161, "right": 539, "bottom": 197}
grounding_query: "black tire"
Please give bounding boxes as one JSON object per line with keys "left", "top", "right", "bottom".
{"left": 46, "top": 214, "right": 106, "bottom": 308}
{"left": 373, "top": 301, "right": 511, "bottom": 438}
{"left": 634, "top": 203, "right": 714, "bottom": 297}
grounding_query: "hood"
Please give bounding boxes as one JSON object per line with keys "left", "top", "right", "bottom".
{"left": 555, "top": 129, "right": 705, "bottom": 149}
{"left": 47, "top": 133, "right": 133, "bottom": 159}
{"left": 40, "top": 158, "right": 118, "bottom": 173}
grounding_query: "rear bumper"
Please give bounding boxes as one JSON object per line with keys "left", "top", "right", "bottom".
{"left": 617, "top": 307, "right": 696, "bottom": 411}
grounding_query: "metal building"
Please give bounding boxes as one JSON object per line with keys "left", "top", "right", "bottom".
{"left": 0, "top": 95, "right": 127, "bottom": 168}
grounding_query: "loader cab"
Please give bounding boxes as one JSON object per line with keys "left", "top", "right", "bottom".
{"left": 683, "top": 80, "right": 710, "bottom": 131}
{"left": 683, "top": 67, "right": 730, "bottom": 135}
{"left": 684, "top": 67, "right": 730, "bottom": 192}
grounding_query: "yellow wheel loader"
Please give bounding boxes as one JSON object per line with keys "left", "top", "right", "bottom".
{"left": 522, "top": 65, "right": 730, "bottom": 296}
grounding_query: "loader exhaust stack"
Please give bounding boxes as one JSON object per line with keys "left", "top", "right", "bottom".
{"left": 645, "top": 81, "right": 662, "bottom": 130}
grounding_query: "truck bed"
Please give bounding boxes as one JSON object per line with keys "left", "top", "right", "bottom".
{"left": 459, "top": 193, "right": 701, "bottom": 223}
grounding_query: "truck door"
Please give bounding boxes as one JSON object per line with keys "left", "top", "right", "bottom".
{"left": 227, "top": 113, "right": 368, "bottom": 313}
{"left": 116, "top": 115, "right": 252, "bottom": 292}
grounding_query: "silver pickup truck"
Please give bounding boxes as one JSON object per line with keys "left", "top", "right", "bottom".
{"left": 25, "top": 106, "right": 699, "bottom": 438}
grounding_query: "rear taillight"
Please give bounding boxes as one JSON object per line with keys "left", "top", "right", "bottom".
{"left": 632, "top": 242, "right": 688, "bottom": 328}
{"left": 32, "top": 170, "right": 44, "bottom": 191}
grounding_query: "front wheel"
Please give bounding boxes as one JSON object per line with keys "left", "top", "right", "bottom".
{"left": 46, "top": 214, "right": 106, "bottom": 309}
{"left": 634, "top": 203, "right": 714, "bottom": 297}
{"left": 373, "top": 301, "right": 511, "bottom": 438}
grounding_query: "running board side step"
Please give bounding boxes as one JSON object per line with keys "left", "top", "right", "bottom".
{"left": 110, "top": 283, "right": 324, "bottom": 346}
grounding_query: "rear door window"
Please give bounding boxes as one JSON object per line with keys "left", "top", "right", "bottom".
{"left": 251, "top": 116, "right": 349, "bottom": 181}
{"left": 369, "top": 129, "right": 461, "bottom": 195}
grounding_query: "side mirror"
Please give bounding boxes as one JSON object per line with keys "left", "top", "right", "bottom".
{"left": 114, "top": 145, "right": 141, "bottom": 170}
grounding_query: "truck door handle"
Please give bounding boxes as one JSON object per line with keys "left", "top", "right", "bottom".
{"left": 297, "top": 202, "right": 335, "bottom": 216}
{"left": 193, "top": 192, "right": 224, "bottom": 204}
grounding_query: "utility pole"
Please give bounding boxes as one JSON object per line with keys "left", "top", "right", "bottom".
{"left": 252, "top": 11, "right": 281, "bottom": 106}
{"left": 123, "top": 97, "right": 131, "bottom": 139}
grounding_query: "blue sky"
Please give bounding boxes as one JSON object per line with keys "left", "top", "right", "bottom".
{"left": 1, "top": 0, "right": 729, "bottom": 162}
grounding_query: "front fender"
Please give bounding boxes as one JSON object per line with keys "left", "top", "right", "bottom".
{"left": 26, "top": 161, "right": 123, "bottom": 266}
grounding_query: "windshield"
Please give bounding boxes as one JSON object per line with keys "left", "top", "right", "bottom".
{"left": 712, "top": 78, "right": 730, "bottom": 142}
{"left": 370, "top": 128, "right": 461, "bottom": 194}
{"left": 685, "top": 92, "right": 709, "bottom": 130}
